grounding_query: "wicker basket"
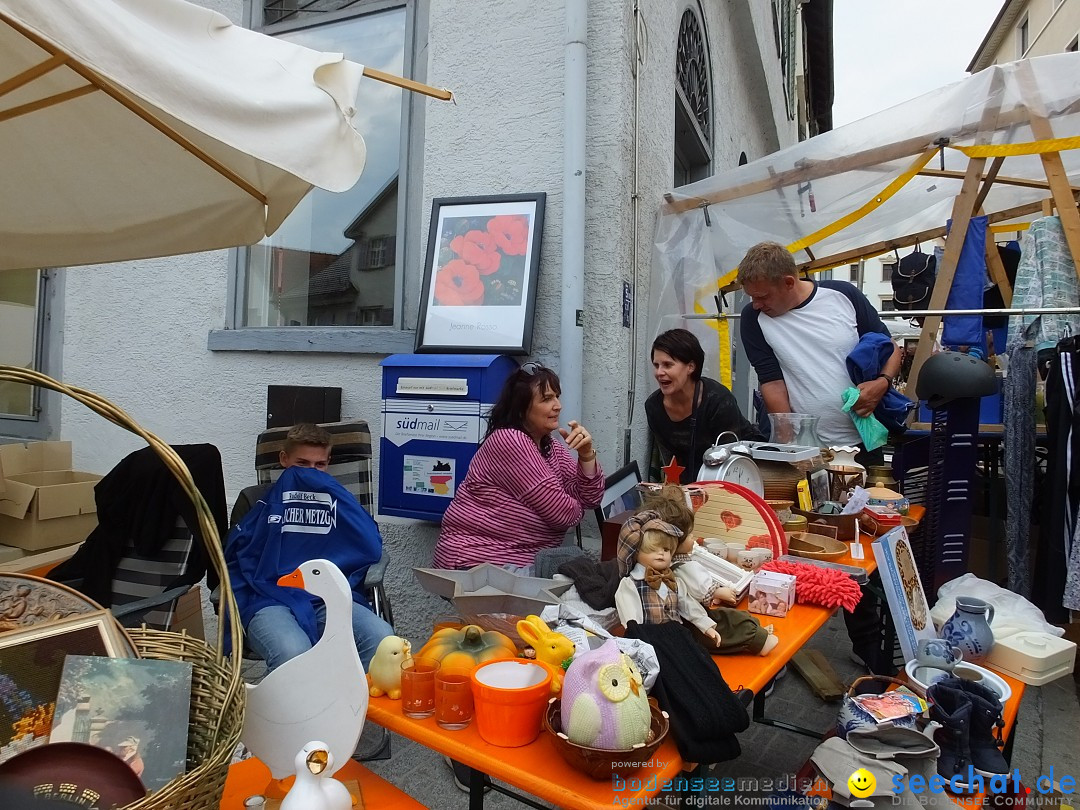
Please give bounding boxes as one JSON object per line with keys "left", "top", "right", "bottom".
{"left": 0, "top": 366, "right": 244, "bottom": 810}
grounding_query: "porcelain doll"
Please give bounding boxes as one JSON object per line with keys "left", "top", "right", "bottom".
{"left": 614, "top": 514, "right": 723, "bottom": 646}
{"left": 638, "top": 484, "right": 779, "bottom": 656}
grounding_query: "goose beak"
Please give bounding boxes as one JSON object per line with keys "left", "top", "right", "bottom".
{"left": 277, "top": 569, "right": 305, "bottom": 589}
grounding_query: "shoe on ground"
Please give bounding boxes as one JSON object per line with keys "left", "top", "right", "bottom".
{"left": 444, "top": 755, "right": 492, "bottom": 794}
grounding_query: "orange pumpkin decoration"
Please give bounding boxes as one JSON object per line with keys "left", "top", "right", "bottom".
{"left": 416, "top": 624, "right": 518, "bottom": 671}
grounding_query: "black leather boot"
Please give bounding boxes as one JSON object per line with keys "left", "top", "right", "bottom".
{"left": 957, "top": 679, "right": 1008, "bottom": 776}
{"left": 928, "top": 679, "right": 973, "bottom": 786}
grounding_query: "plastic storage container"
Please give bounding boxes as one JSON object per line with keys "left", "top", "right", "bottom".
{"left": 985, "top": 631, "right": 1076, "bottom": 686}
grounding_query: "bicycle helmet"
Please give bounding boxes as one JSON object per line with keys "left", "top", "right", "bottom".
{"left": 916, "top": 351, "right": 997, "bottom": 409}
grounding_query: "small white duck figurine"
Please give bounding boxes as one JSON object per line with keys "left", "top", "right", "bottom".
{"left": 280, "top": 741, "right": 352, "bottom": 810}
{"left": 241, "top": 559, "right": 368, "bottom": 781}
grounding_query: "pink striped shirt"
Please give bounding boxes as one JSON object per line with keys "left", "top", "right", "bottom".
{"left": 432, "top": 428, "right": 605, "bottom": 569}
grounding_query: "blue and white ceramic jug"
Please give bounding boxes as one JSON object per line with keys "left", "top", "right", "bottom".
{"left": 940, "top": 596, "right": 995, "bottom": 662}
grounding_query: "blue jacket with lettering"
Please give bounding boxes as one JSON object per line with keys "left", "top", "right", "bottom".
{"left": 225, "top": 466, "right": 382, "bottom": 645}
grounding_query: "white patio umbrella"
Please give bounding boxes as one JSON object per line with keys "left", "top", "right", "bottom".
{"left": 0, "top": 0, "right": 374, "bottom": 271}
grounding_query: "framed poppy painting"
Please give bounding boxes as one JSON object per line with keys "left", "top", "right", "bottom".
{"left": 416, "top": 193, "right": 546, "bottom": 354}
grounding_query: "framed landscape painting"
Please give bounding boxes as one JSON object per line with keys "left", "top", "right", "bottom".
{"left": 415, "top": 193, "right": 545, "bottom": 354}
{"left": 0, "top": 609, "right": 134, "bottom": 763}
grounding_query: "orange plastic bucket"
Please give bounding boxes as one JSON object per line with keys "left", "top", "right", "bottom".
{"left": 470, "top": 659, "right": 552, "bottom": 747}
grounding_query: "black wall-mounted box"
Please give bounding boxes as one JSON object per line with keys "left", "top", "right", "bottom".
{"left": 266, "top": 385, "right": 342, "bottom": 429}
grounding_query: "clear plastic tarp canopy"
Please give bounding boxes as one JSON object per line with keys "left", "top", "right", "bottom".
{"left": 649, "top": 52, "right": 1080, "bottom": 372}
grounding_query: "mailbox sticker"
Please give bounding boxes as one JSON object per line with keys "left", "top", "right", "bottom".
{"left": 396, "top": 377, "right": 469, "bottom": 396}
{"left": 384, "top": 414, "right": 482, "bottom": 445}
{"left": 403, "top": 456, "right": 456, "bottom": 498}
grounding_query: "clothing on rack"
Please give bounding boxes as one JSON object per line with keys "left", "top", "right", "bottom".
{"left": 1044, "top": 335, "right": 1080, "bottom": 618}
{"left": 1004, "top": 346, "right": 1036, "bottom": 598}
{"left": 1003, "top": 217, "right": 1080, "bottom": 603}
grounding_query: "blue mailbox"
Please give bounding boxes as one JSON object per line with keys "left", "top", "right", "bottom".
{"left": 379, "top": 354, "right": 517, "bottom": 521}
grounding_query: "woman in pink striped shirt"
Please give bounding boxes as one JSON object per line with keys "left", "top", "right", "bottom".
{"left": 433, "top": 363, "right": 604, "bottom": 571}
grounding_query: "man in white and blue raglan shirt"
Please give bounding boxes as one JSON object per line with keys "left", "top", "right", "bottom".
{"left": 738, "top": 241, "right": 903, "bottom": 677}
{"left": 738, "top": 241, "right": 902, "bottom": 466}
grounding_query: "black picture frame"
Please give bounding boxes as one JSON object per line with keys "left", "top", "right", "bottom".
{"left": 415, "top": 193, "right": 546, "bottom": 354}
{"left": 593, "top": 461, "right": 644, "bottom": 530}
{"left": 807, "top": 467, "right": 831, "bottom": 510}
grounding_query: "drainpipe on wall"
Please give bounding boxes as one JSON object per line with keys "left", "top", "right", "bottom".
{"left": 561, "top": 0, "right": 587, "bottom": 424}
{"left": 624, "top": 0, "right": 644, "bottom": 465}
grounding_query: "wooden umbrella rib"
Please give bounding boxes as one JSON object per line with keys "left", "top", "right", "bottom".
{"left": 0, "top": 52, "right": 68, "bottom": 98}
{"left": 5, "top": 14, "right": 268, "bottom": 207}
{"left": 362, "top": 65, "right": 452, "bottom": 101}
{"left": 0, "top": 83, "right": 96, "bottom": 123}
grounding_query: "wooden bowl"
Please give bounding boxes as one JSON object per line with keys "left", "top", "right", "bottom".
{"left": 786, "top": 531, "right": 848, "bottom": 560}
{"left": 543, "top": 698, "right": 669, "bottom": 779}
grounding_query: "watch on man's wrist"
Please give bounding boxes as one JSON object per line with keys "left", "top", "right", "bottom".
{"left": 877, "top": 373, "right": 895, "bottom": 386}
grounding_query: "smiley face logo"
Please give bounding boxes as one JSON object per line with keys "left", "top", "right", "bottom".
{"left": 847, "top": 768, "right": 876, "bottom": 798}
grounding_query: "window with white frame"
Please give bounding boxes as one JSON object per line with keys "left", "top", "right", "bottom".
{"left": 849, "top": 264, "right": 859, "bottom": 283}
{"left": 238, "top": 2, "right": 408, "bottom": 332}
{"left": 1018, "top": 16, "right": 1030, "bottom": 57}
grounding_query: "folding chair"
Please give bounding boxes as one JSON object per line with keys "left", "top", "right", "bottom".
{"left": 109, "top": 515, "right": 199, "bottom": 630}
{"left": 51, "top": 444, "right": 226, "bottom": 634}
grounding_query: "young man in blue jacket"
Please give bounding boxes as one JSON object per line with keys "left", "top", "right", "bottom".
{"left": 227, "top": 424, "right": 392, "bottom": 671}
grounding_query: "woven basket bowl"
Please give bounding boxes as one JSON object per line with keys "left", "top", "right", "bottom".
{"left": 542, "top": 698, "right": 669, "bottom": 780}
{"left": 0, "top": 366, "right": 244, "bottom": 810}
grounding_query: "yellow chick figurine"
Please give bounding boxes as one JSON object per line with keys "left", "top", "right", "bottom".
{"left": 367, "top": 635, "right": 412, "bottom": 699}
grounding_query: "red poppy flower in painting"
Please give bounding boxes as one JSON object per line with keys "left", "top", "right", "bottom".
{"left": 450, "top": 229, "right": 501, "bottom": 275}
{"left": 486, "top": 215, "right": 530, "bottom": 255}
{"left": 434, "top": 259, "right": 485, "bottom": 306}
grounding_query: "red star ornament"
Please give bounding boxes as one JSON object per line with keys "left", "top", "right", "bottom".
{"left": 661, "top": 457, "right": 685, "bottom": 484}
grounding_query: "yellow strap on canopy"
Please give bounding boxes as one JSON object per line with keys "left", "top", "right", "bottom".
{"left": 989, "top": 222, "right": 1031, "bottom": 234}
{"left": 691, "top": 147, "right": 938, "bottom": 388}
{"left": 951, "top": 136, "right": 1080, "bottom": 158}
{"left": 712, "top": 147, "right": 938, "bottom": 289}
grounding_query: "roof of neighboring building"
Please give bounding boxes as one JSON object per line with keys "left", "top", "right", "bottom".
{"left": 968, "top": 0, "right": 1023, "bottom": 73}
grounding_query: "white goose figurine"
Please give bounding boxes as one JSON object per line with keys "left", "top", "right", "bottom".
{"left": 280, "top": 741, "right": 352, "bottom": 810}
{"left": 241, "top": 559, "right": 368, "bottom": 780}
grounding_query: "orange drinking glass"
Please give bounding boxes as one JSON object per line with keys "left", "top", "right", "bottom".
{"left": 435, "top": 667, "right": 474, "bottom": 730}
{"left": 401, "top": 657, "right": 438, "bottom": 718}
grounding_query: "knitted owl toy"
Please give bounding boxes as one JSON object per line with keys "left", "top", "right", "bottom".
{"left": 560, "top": 638, "right": 652, "bottom": 750}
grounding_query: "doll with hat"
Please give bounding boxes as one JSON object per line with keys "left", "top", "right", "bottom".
{"left": 641, "top": 486, "right": 779, "bottom": 656}
{"left": 614, "top": 511, "right": 723, "bottom": 646}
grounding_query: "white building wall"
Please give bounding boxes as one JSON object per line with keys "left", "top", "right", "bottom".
{"left": 50, "top": 0, "right": 801, "bottom": 640}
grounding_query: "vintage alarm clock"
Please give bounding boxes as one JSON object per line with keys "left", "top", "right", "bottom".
{"left": 696, "top": 432, "right": 764, "bottom": 495}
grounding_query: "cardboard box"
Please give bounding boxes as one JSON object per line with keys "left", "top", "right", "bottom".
{"left": 0, "top": 543, "right": 24, "bottom": 565}
{"left": 748, "top": 570, "right": 796, "bottom": 617}
{"left": 0, "top": 441, "right": 101, "bottom": 551}
{"left": 0, "top": 542, "right": 82, "bottom": 575}
{"left": 170, "top": 585, "right": 205, "bottom": 640}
